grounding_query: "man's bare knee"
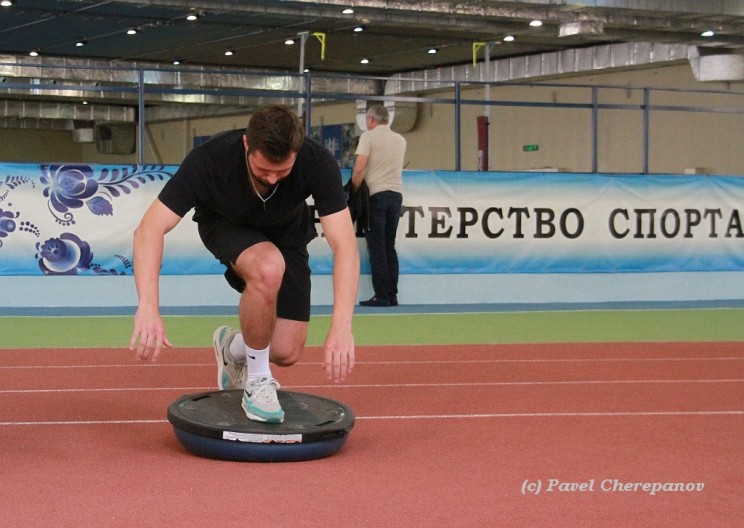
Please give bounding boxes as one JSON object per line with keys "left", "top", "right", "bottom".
{"left": 271, "top": 346, "right": 303, "bottom": 367}
{"left": 251, "top": 258, "right": 284, "bottom": 290}
{"left": 234, "top": 243, "right": 285, "bottom": 291}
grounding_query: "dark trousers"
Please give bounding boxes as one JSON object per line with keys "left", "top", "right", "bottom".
{"left": 365, "top": 190, "right": 403, "bottom": 302}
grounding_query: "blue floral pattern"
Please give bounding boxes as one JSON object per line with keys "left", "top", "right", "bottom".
{"left": 0, "top": 208, "right": 19, "bottom": 248}
{"left": 36, "top": 233, "right": 93, "bottom": 275}
{"left": 41, "top": 164, "right": 171, "bottom": 225}
{"left": 1, "top": 164, "right": 173, "bottom": 276}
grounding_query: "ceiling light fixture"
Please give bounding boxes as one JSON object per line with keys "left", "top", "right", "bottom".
{"left": 186, "top": 14, "right": 198, "bottom": 21}
{"left": 173, "top": 59, "right": 182, "bottom": 65}
{"left": 529, "top": 20, "right": 543, "bottom": 27}
{"left": 353, "top": 26, "right": 364, "bottom": 32}
{"left": 701, "top": 30, "right": 715, "bottom": 37}
{"left": 127, "top": 28, "right": 138, "bottom": 35}
{"left": 75, "top": 40, "right": 87, "bottom": 47}
{"left": 224, "top": 50, "right": 234, "bottom": 56}
{"left": 29, "top": 50, "right": 39, "bottom": 57}
{"left": 342, "top": 8, "right": 354, "bottom": 14}
{"left": 285, "top": 39, "right": 295, "bottom": 45}
{"left": 428, "top": 48, "right": 438, "bottom": 54}
{"left": 1, "top": 1, "right": 14, "bottom": 7}
{"left": 360, "top": 57, "right": 370, "bottom": 64}
{"left": 503, "top": 35, "right": 515, "bottom": 42}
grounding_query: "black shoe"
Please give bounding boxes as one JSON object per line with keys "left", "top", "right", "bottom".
{"left": 359, "top": 296, "right": 391, "bottom": 307}
{"left": 390, "top": 295, "right": 398, "bottom": 306}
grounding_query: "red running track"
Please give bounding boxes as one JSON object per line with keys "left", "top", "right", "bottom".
{"left": 0, "top": 342, "right": 742, "bottom": 527}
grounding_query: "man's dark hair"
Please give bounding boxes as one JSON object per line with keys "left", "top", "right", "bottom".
{"left": 245, "top": 104, "right": 305, "bottom": 163}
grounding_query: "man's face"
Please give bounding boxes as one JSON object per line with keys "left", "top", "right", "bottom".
{"left": 243, "top": 137, "right": 297, "bottom": 187}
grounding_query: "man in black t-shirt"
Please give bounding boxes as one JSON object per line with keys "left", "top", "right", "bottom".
{"left": 130, "top": 104, "right": 360, "bottom": 423}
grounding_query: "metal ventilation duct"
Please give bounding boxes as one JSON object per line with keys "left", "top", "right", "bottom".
{"left": 689, "top": 51, "right": 744, "bottom": 82}
{"left": 385, "top": 42, "right": 694, "bottom": 94}
{"left": 0, "top": 100, "right": 134, "bottom": 122}
{"left": 0, "top": 55, "right": 382, "bottom": 125}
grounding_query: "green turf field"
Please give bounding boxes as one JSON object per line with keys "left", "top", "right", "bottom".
{"left": 1, "top": 309, "right": 743, "bottom": 348}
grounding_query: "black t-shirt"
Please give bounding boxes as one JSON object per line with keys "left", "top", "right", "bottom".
{"left": 158, "top": 129, "right": 346, "bottom": 246}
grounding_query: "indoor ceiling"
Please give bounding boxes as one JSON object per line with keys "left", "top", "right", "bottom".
{"left": 2, "top": 0, "right": 744, "bottom": 136}
{"left": 2, "top": 0, "right": 744, "bottom": 76}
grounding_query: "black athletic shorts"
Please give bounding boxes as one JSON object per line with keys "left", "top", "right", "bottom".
{"left": 197, "top": 216, "right": 311, "bottom": 322}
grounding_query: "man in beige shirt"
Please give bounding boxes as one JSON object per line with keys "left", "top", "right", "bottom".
{"left": 351, "top": 104, "right": 407, "bottom": 307}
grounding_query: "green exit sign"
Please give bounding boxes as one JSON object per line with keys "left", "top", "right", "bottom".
{"left": 523, "top": 144, "right": 539, "bottom": 152}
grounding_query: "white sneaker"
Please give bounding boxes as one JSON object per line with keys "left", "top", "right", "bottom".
{"left": 242, "top": 376, "right": 285, "bottom": 423}
{"left": 212, "top": 326, "right": 245, "bottom": 390}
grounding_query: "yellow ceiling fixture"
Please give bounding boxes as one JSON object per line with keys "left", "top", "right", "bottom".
{"left": 313, "top": 32, "right": 326, "bottom": 60}
{"left": 472, "top": 42, "right": 485, "bottom": 67}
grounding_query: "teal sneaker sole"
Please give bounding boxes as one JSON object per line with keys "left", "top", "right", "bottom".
{"left": 241, "top": 396, "right": 285, "bottom": 424}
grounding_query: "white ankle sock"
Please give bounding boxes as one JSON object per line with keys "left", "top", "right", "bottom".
{"left": 244, "top": 344, "right": 272, "bottom": 382}
{"left": 227, "top": 332, "right": 272, "bottom": 381}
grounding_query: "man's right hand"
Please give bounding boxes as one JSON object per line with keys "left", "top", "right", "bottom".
{"left": 130, "top": 307, "right": 172, "bottom": 362}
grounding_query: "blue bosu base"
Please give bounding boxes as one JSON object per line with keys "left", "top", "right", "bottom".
{"left": 167, "top": 389, "right": 355, "bottom": 462}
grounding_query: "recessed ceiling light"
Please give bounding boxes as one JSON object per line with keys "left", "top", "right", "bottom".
{"left": 503, "top": 35, "right": 515, "bottom": 42}
{"left": 285, "top": 39, "right": 295, "bottom": 45}
{"left": 529, "top": 20, "right": 543, "bottom": 27}
{"left": 701, "top": 30, "right": 715, "bottom": 37}
{"left": 342, "top": 8, "right": 354, "bottom": 14}
{"left": 224, "top": 50, "right": 234, "bottom": 56}
{"left": 360, "top": 57, "right": 370, "bottom": 64}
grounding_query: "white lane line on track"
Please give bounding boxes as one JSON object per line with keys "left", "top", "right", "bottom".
{"left": 0, "top": 364, "right": 214, "bottom": 369}
{"left": 1, "top": 378, "right": 743, "bottom": 394}
{"left": 1, "top": 386, "right": 212, "bottom": 394}
{"left": 354, "top": 357, "right": 744, "bottom": 364}
{"left": 1, "top": 356, "right": 743, "bottom": 370}
{"left": 357, "top": 410, "right": 744, "bottom": 420}
{"left": 1, "top": 419, "right": 167, "bottom": 426}
{"left": 2, "top": 410, "right": 743, "bottom": 426}
{"left": 290, "top": 378, "right": 744, "bottom": 388}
